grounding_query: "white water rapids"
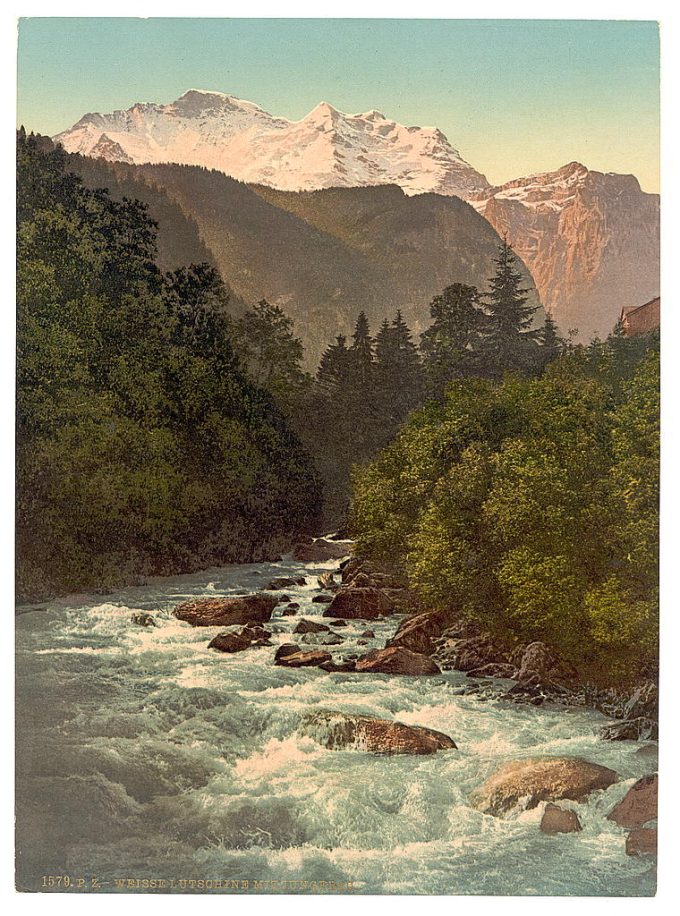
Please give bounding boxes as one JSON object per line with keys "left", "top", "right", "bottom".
{"left": 16, "top": 550, "right": 657, "bottom": 895}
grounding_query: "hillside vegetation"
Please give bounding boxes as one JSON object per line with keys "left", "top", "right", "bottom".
{"left": 350, "top": 332, "right": 659, "bottom": 684}
{"left": 16, "top": 133, "right": 320, "bottom": 600}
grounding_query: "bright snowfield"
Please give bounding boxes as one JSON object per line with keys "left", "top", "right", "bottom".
{"left": 53, "top": 89, "right": 490, "bottom": 198}
{"left": 16, "top": 552, "right": 657, "bottom": 896}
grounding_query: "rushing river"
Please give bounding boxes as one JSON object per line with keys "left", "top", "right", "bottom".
{"left": 15, "top": 548, "right": 657, "bottom": 896}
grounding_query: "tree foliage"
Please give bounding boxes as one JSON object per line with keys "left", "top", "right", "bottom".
{"left": 16, "top": 133, "right": 320, "bottom": 599}
{"left": 350, "top": 331, "right": 659, "bottom": 684}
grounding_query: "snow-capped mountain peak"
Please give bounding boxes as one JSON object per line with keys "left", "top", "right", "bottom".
{"left": 54, "top": 91, "right": 490, "bottom": 197}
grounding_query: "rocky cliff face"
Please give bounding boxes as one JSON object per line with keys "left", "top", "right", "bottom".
{"left": 471, "top": 163, "right": 659, "bottom": 339}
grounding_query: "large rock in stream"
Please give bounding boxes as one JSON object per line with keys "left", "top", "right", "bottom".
{"left": 355, "top": 646, "right": 441, "bottom": 676}
{"left": 174, "top": 594, "right": 278, "bottom": 627}
{"left": 322, "top": 587, "right": 393, "bottom": 620}
{"left": 607, "top": 774, "right": 658, "bottom": 828}
{"left": 274, "top": 644, "right": 332, "bottom": 668}
{"left": 208, "top": 624, "right": 272, "bottom": 653}
{"left": 300, "top": 711, "right": 456, "bottom": 755}
{"left": 388, "top": 609, "right": 455, "bottom": 656}
{"left": 471, "top": 757, "right": 620, "bottom": 816}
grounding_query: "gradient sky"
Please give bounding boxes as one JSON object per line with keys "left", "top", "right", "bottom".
{"left": 17, "top": 18, "right": 660, "bottom": 191}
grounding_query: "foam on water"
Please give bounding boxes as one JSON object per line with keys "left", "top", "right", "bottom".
{"left": 15, "top": 553, "right": 657, "bottom": 895}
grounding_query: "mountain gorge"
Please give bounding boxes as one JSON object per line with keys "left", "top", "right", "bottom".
{"left": 69, "top": 155, "right": 537, "bottom": 366}
{"left": 56, "top": 91, "right": 659, "bottom": 340}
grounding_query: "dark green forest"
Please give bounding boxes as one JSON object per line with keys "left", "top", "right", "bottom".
{"left": 16, "top": 133, "right": 320, "bottom": 600}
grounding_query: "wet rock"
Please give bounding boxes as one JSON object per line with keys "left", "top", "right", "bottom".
{"left": 329, "top": 619, "right": 348, "bottom": 627}
{"left": 516, "top": 642, "right": 578, "bottom": 687}
{"left": 357, "top": 639, "right": 368, "bottom": 646}
{"left": 174, "top": 594, "right": 278, "bottom": 627}
{"left": 318, "top": 659, "right": 357, "bottom": 673}
{"left": 600, "top": 717, "right": 658, "bottom": 741}
{"left": 301, "top": 632, "right": 344, "bottom": 646}
{"left": 355, "top": 646, "right": 441, "bottom": 676}
{"left": 208, "top": 624, "right": 272, "bottom": 653}
{"left": 293, "top": 619, "right": 330, "bottom": 634}
{"left": 300, "top": 711, "right": 456, "bottom": 755}
{"left": 131, "top": 612, "right": 156, "bottom": 628}
{"left": 466, "top": 663, "right": 517, "bottom": 679}
{"left": 281, "top": 606, "right": 298, "bottom": 616}
{"left": 340, "top": 557, "right": 366, "bottom": 583}
{"left": 275, "top": 643, "right": 300, "bottom": 661}
{"left": 540, "top": 803, "right": 582, "bottom": 834}
{"left": 266, "top": 576, "right": 306, "bottom": 590}
{"left": 323, "top": 587, "right": 393, "bottom": 620}
{"left": 471, "top": 757, "right": 620, "bottom": 816}
{"left": 292, "top": 540, "right": 350, "bottom": 562}
{"left": 275, "top": 646, "right": 333, "bottom": 668}
{"left": 388, "top": 609, "right": 454, "bottom": 656}
{"left": 361, "top": 630, "right": 375, "bottom": 638}
{"left": 626, "top": 827, "right": 657, "bottom": 857}
{"left": 312, "top": 594, "right": 333, "bottom": 604}
{"left": 608, "top": 774, "right": 658, "bottom": 829}
{"left": 317, "top": 572, "right": 337, "bottom": 590}
{"left": 346, "top": 572, "right": 377, "bottom": 589}
{"left": 435, "top": 634, "right": 509, "bottom": 672}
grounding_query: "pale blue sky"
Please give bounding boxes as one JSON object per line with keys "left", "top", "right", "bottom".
{"left": 17, "top": 18, "right": 660, "bottom": 191}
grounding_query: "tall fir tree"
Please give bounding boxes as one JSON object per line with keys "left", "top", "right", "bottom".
{"left": 420, "top": 283, "right": 486, "bottom": 397}
{"left": 480, "top": 238, "right": 540, "bottom": 377}
{"left": 538, "top": 312, "right": 564, "bottom": 370}
{"left": 349, "top": 310, "right": 375, "bottom": 389}
{"left": 317, "top": 334, "right": 351, "bottom": 393}
{"left": 376, "top": 310, "right": 424, "bottom": 423}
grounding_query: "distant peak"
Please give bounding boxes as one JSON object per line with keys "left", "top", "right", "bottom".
{"left": 559, "top": 160, "right": 588, "bottom": 174}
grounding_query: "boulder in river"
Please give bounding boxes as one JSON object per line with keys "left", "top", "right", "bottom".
{"left": 600, "top": 717, "right": 658, "bottom": 741}
{"left": 274, "top": 644, "right": 332, "bottom": 668}
{"left": 131, "top": 612, "right": 157, "bottom": 628}
{"left": 435, "top": 634, "right": 509, "bottom": 672}
{"left": 626, "top": 827, "right": 657, "bottom": 857}
{"left": 266, "top": 576, "right": 306, "bottom": 590}
{"left": 292, "top": 539, "right": 351, "bottom": 562}
{"left": 312, "top": 594, "right": 333, "bottom": 603}
{"left": 302, "top": 632, "right": 344, "bottom": 646}
{"left": 540, "top": 803, "right": 582, "bottom": 834}
{"left": 607, "top": 774, "right": 658, "bottom": 829}
{"left": 388, "top": 609, "right": 454, "bottom": 656}
{"left": 294, "top": 618, "right": 330, "bottom": 634}
{"left": 317, "top": 572, "right": 337, "bottom": 590}
{"left": 323, "top": 587, "right": 393, "bottom": 620}
{"left": 471, "top": 757, "right": 620, "bottom": 816}
{"left": 208, "top": 624, "right": 272, "bottom": 653}
{"left": 355, "top": 646, "right": 441, "bottom": 676}
{"left": 300, "top": 711, "right": 456, "bottom": 755}
{"left": 174, "top": 594, "right": 278, "bottom": 627}
{"left": 318, "top": 659, "right": 357, "bottom": 673}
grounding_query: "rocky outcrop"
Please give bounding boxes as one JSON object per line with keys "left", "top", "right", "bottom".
{"left": 174, "top": 594, "right": 278, "bottom": 627}
{"left": 355, "top": 646, "right": 440, "bottom": 676}
{"left": 608, "top": 774, "right": 658, "bottom": 829}
{"left": 435, "top": 633, "right": 510, "bottom": 672}
{"left": 626, "top": 827, "right": 657, "bottom": 857}
{"left": 540, "top": 803, "right": 582, "bottom": 835}
{"left": 388, "top": 609, "right": 454, "bottom": 656}
{"left": 471, "top": 757, "right": 620, "bottom": 816}
{"left": 516, "top": 642, "right": 578, "bottom": 687}
{"left": 471, "top": 162, "right": 659, "bottom": 339}
{"left": 266, "top": 576, "right": 306, "bottom": 590}
{"left": 300, "top": 711, "right": 456, "bottom": 755}
{"left": 322, "top": 587, "right": 393, "bottom": 620}
{"left": 601, "top": 717, "right": 658, "bottom": 741}
{"left": 208, "top": 624, "right": 272, "bottom": 653}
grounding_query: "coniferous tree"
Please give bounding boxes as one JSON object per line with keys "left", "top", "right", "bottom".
{"left": 317, "top": 334, "right": 351, "bottom": 393}
{"left": 420, "top": 283, "right": 486, "bottom": 397}
{"left": 538, "top": 313, "right": 564, "bottom": 370}
{"left": 376, "top": 310, "right": 424, "bottom": 423}
{"left": 481, "top": 239, "right": 540, "bottom": 378}
{"left": 349, "top": 310, "right": 375, "bottom": 389}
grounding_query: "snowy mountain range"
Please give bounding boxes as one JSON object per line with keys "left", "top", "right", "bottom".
{"left": 54, "top": 90, "right": 660, "bottom": 337}
{"left": 55, "top": 89, "right": 490, "bottom": 199}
